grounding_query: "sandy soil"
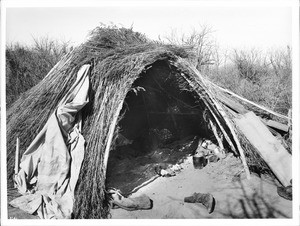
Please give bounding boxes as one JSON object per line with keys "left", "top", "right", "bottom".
{"left": 7, "top": 187, "right": 38, "bottom": 219}
{"left": 106, "top": 135, "right": 198, "bottom": 195}
{"left": 110, "top": 154, "right": 292, "bottom": 219}
{"left": 6, "top": 152, "right": 293, "bottom": 219}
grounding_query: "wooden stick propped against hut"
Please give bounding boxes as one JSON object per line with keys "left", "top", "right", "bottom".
{"left": 185, "top": 63, "right": 251, "bottom": 180}
{"left": 205, "top": 79, "right": 290, "bottom": 121}
{"left": 208, "top": 119, "right": 224, "bottom": 150}
{"left": 14, "top": 137, "right": 20, "bottom": 188}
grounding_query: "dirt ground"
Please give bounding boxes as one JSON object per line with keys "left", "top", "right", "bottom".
{"left": 6, "top": 150, "right": 293, "bottom": 219}
{"left": 7, "top": 187, "right": 39, "bottom": 219}
{"left": 110, "top": 154, "right": 292, "bottom": 219}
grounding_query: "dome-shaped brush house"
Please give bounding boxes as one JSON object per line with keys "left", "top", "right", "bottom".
{"left": 6, "top": 26, "right": 291, "bottom": 219}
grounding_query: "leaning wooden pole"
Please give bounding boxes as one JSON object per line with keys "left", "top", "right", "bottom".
{"left": 203, "top": 88, "right": 251, "bottom": 179}
{"left": 208, "top": 118, "right": 224, "bottom": 150}
{"left": 180, "top": 74, "right": 238, "bottom": 156}
{"left": 14, "top": 137, "right": 20, "bottom": 188}
{"left": 103, "top": 99, "right": 126, "bottom": 174}
{"left": 204, "top": 78, "right": 290, "bottom": 121}
{"left": 183, "top": 61, "right": 251, "bottom": 180}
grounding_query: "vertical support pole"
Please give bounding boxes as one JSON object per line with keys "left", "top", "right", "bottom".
{"left": 287, "top": 108, "right": 292, "bottom": 148}
{"left": 142, "top": 92, "right": 151, "bottom": 128}
{"left": 169, "top": 106, "right": 178, "bottom": 132}
{"left": 287, "top": 108, "right": 292, "bottom": 130}
{"left": 14, "top": 137, "right": 20, "bottom": 188}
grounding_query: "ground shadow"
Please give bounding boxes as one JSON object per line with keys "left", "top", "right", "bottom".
{"left": 216, "top": 176, "right": 290, "bottom": 218}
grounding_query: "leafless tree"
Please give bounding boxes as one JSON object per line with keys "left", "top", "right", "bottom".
{"left": 164, "top": 25, "right": 217, "bottom": 72}
{"left": 262, "top": 46, "right": 292, "bottom": 113}
{"left": 32, "top": 36, "right": 71, "bottom": 69}
{"left": 231, "top": 49, "right": 267, "bottom": 83}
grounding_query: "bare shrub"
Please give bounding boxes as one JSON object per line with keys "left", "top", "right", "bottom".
{"left": 206, "top": 47, "right": 292, "bottom": 116}
{"left": 164, "top": 25, "right": 217, "bottom": 72}
{"left": 232, "top": 49, "right": 268, "bottom": 84}
{"left": 260, "top": 46, "right": 292, "bottom": 114}
{"left": 6, "top": 37, "right": 71, "bottom": 107}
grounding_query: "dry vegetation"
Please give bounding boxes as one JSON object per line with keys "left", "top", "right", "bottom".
{"left": 6, "top": 26, "right": 194, "bottom": 218}
{"left": 206, "top": 47, "right": 292, "bottom": 116}
{"left": 6, "top": 26, "right": 292, "bottom": 116}
{"left": 5, "top": 25, "right": 292, "bottom": 219}
{"left": 6, "top": 37, "right": 71, "bottom": 107}
{"left": 163, "top": 25, "right": 292, "bottom": 116}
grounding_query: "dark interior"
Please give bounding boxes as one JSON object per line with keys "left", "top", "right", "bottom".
{"left": 106, "top": 60, "right": 216, "bottom": 195}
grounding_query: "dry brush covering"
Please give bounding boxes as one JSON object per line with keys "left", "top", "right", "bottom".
{"left": 7, "top": 26, "right": 195, "bottom": 218}
{"left": 7, "top": 25, "right": 270, "bottom": 219}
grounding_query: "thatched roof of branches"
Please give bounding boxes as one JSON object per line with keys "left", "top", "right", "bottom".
{"left": 7, "top": 25, "right": 278, "bottom": 219}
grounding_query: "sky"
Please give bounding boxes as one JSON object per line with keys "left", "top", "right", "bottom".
{"left": 5, "top": 2, "right": 293, "bottom": 52}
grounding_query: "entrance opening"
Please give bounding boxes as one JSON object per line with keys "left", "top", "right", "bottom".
{"left": 106, "top": 60, "right": 215, "bottom": 195}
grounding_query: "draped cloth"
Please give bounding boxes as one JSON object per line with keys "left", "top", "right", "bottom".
{"left": 10, "top": 65, "right": 90, "bottom": 219}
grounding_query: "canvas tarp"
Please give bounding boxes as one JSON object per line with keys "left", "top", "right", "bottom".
{"left": 10, "top": 65, "right": 90, "bottom": 219}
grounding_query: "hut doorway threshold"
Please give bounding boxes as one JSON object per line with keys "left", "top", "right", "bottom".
{"left": 105, "top": 60, "right": 215, "bottom": 196}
